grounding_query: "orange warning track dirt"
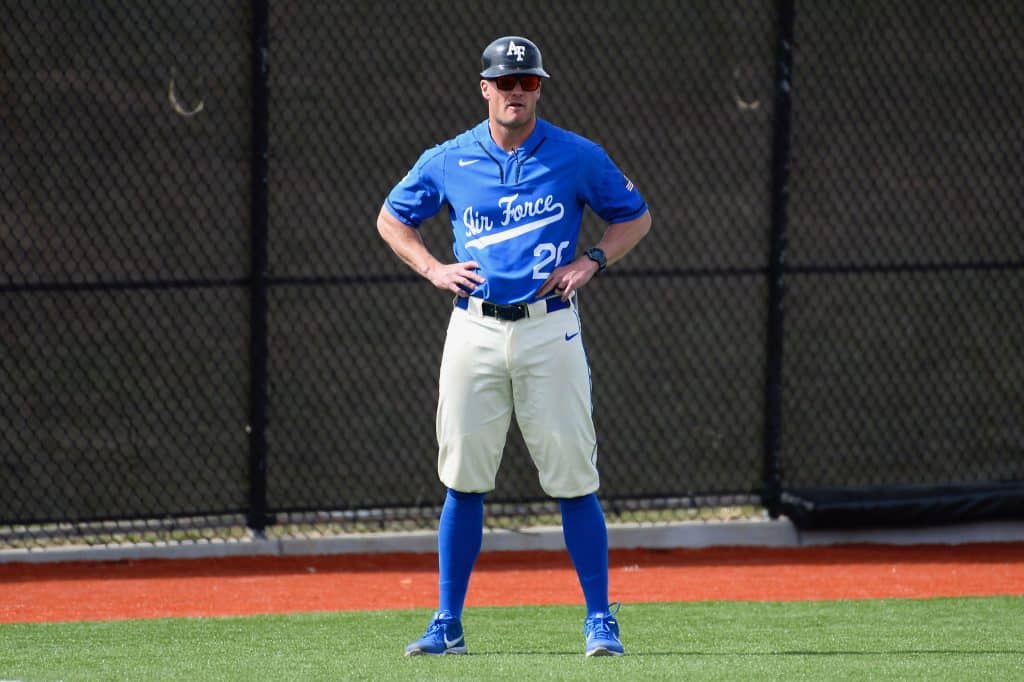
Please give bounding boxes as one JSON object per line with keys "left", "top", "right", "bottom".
{"left": 2, "top": 544, "right": 1023, "bottom": 624}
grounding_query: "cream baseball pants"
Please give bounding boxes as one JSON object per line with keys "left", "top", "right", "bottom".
{"left": 436, "top": 296, "right": 600, "bottom": 498}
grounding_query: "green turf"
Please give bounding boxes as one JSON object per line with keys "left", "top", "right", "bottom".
{"left": 1, "top": 597, "right": 1022, "bottom": 681}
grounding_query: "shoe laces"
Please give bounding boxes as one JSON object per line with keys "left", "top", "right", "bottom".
{"left": 425, "top": 614, "right": 458, "bottom": 637}
{"left": 585, "top": 602, "right": 621, "bottom": 639}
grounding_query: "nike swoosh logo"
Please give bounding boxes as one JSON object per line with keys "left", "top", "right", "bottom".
{"left": 444, "top": 633, "right": 464, "bottom": 648}
{"left": 458, "top": 159, "right": 480, "bottom": 167}
{"left": 565, "top": 331, "right": 580, "bottom": 342}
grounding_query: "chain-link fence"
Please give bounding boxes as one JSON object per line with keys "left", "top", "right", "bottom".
{"left": 2, "top": 1, "right": 1022, "bottom": 548}
{"left": 779, "top": 0, "right": 1024, "bottom": 526}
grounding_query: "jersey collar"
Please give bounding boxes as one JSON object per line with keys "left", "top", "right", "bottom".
{"left": 474, "top": 117, "right": 548, "bottom": 159}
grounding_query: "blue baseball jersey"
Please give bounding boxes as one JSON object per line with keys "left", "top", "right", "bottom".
{"left": 385, "top": 118, "right": 647, "bottom": 304}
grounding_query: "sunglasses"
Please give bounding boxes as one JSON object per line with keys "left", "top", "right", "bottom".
{"left": 491, "top": 74, "right": 542, "bottom": 92}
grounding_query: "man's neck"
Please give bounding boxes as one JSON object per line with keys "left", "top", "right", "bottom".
{"left": 489, "top": 117, "right": 537, "bottom": 153}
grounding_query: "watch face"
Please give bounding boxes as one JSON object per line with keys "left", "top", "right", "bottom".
{"left": 586, "top": 248, "right": 607, "bottom": 269}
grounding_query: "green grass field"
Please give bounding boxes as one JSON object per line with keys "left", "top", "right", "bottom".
{"left": 1, "top": 597, "right": 1022, "bottom": 681}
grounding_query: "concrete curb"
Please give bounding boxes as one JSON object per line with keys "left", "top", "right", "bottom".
{"left": 2, "top": 518, "right": 1022, "bottom": 565}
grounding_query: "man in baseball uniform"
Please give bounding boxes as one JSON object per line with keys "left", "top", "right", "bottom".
{"left": 377, "top": 35, "right": 651, "bottom": 657}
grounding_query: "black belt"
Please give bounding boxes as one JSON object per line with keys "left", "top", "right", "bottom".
{"left": 455, "top": 295, "right": 571, "bottom": 321}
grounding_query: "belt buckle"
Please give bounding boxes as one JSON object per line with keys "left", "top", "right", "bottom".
{"left": 502, "top": 303, "right": 526, "bottom": 321}
{"left": 482, "top": 300, "right": 530, "bottom": 321}
{"left": 482, "top": 301, "right": 503, "bottom": 320}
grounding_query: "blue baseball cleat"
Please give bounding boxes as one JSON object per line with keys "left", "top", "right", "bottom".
{"left": 404, "top": 612, "right": 467, "bottom": 656}
{"left": 584, "top": 602, "right": 624, "bottom": 657}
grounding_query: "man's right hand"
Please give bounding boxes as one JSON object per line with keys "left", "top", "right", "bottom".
{"left": 425, "top": 261, "right": 485, "bottom": 297}
{"left": 378, "top": 206, "right": 485, "bottom": 296}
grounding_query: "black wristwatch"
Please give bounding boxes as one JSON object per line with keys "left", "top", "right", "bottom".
{"left": 584, "top": 247, "right": 607, "bottom": 273}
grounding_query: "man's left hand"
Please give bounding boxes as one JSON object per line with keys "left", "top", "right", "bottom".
{"left": 536, "top": 257, "right": 600, "bottom": 301}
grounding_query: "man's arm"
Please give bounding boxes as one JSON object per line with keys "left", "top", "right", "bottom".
{"left": 537, "top": 209, "right": 652, "bottom": 300}
{"left": 377, "top": 205, "right": 485, "bottom": 297}
{"left": 592, "top": 209, "right": 653, "bottom": 267}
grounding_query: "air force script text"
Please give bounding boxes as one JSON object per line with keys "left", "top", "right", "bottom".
{"left": 463, "top": 193, "right": 565, "bottom": 250}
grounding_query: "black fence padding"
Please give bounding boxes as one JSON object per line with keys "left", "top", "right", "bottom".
{"left": 781, "top": 484, "right": 1024, "bottom": 530}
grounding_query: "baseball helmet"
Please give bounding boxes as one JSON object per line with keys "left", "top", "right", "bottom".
{"left": 480, "top": 36, "right": 550, "bottom": 79}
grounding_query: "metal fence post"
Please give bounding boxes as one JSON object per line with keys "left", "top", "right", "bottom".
{"left": 247, "top": 0, "right": 271, "bottom": 535}
{"left": 762, "top": 0, "right": 795, "bottom": 518}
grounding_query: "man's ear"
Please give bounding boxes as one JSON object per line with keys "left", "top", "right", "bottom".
{"left": 480, "top": 79, "right": 490, "bottom": 100}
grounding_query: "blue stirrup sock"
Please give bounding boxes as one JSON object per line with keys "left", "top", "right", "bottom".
{"left": 437, "top": 488, "right": 485, "bottom": 620}
{"left": 559, "top": 493, "right": 610, "bottom": 618}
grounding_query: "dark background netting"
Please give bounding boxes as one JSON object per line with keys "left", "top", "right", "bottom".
{"left": 2, "top": 1, "right": 1021, "bottom": 546}
{"left": 779, "top": 2, "right": 1024, "bottom": 525}
{"left": 2, "top": 1, "right": 253, "bottom": 532}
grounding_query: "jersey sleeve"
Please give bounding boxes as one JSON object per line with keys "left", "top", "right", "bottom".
{"left": 578, "top": 143, "right": 648, "bottom": 224}
{"left": 384, "top": 147, "right": 446, "bottom": 227}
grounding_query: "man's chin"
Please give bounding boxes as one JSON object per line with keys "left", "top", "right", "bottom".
{"left": 497, "top": 113, "right": 534, "bottom": 130}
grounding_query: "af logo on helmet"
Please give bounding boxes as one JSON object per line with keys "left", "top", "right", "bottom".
{"left": 506, "top": 41, "right": 526, "bottom": 61}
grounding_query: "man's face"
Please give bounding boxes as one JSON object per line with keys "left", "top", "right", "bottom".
{"left": 481, "top": 75, "right": 542, "bottom": 131}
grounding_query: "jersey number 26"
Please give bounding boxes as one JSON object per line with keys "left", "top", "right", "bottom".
{"left": 532, "top": 241, "right": 570, "bottom": 279}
